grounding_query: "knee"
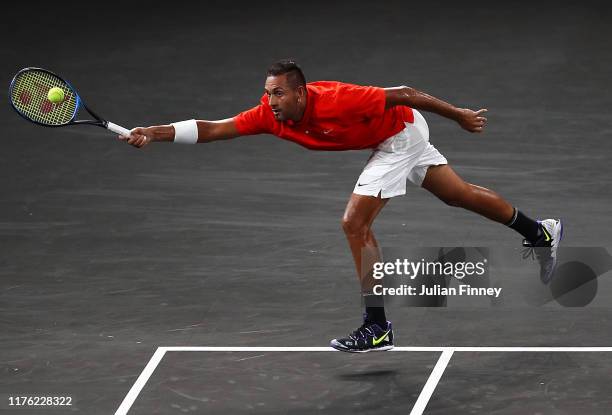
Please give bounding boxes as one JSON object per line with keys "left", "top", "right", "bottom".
{"left": 441, "top": 195, "right": 462, "bottom": 207}
{"left": 440, "top": 183, "right": 472, "bottom": 207}
{"left": 341, "top": 214, "right": 370, "bottom": 239}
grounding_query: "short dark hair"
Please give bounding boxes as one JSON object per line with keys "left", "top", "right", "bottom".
{"left": 266, "top": 59, "right": 306, "bottom": 89}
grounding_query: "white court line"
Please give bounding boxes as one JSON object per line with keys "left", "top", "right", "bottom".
{"left": 115, "top": 348, "right": 167, "bottom": 415}
{"left": 163, "top": 346, "right": 612, "bottom": 352}
{"left": 115, "top": 346, "right": 612, "bottom": 415}
{"left": 447, "top": 347, "right": 612, "bottom": 352}
{"left": 411, "top": 349, "right": 454, "bottom": 415}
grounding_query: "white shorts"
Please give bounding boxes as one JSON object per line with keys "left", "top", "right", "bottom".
{"left": 353, "top": 109, "right": 447, "bottom": 198}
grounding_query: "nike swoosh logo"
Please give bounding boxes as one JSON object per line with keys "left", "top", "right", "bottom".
{"left": 542, "top": 227, "right": 551, "bottom": 242}
{"left": 357, "top": 182, "right": 369, "bottom": 187}
{"left": 372, "top": 330, "right": 390, "bottom": 345}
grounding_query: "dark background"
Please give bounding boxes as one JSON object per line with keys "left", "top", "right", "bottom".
{"left": 2, "top": 1, "right": 612, "bottom": 414}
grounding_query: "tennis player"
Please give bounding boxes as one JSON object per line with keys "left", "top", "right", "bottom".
{"left": 120, "top": 60, "right": 563, "bottom": 353}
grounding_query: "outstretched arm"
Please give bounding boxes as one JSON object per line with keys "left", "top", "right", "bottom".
{"left": 384, "top": 86, "right": 487, "bottom": 133}
{"left": 119, "top": 118, "right": 241, "bottom": 148}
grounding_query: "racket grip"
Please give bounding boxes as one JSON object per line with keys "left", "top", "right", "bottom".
{"left": 106, "top": 121, "right": 132, "bottom": 136}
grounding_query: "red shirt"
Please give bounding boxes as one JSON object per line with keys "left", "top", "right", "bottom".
{"left": 234, "top": 81, "right": 414, "bottom": 151}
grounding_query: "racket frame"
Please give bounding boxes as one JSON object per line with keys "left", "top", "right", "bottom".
{"left": 9, "top": 67, "right": 131, "bottom": 136}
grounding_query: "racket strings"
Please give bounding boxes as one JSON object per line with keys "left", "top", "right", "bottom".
{"left": 10, "top": 70, "right": 77, "bottom": 126}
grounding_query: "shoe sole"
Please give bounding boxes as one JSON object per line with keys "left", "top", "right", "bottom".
{"left": 330, "top": 340, "right": 394, "bottom": 353}
{"left": 330, "top": 344, "right": 394, "bottom": 353}
{"left": 554, "top": 219, "right": 564, "bottom": 248}
{"left": 542, "top": 219, "right": 563, "bottom": 284}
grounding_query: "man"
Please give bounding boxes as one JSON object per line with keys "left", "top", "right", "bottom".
{"left": 120, "top": 59, "right": 563, "bottom": 353}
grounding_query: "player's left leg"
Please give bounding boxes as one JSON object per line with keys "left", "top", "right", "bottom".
{"left": 421, "top": 164, "right": 515, "bottom": 223}
{"left": 421, "top": 164, "right": 563, "bottom": 282}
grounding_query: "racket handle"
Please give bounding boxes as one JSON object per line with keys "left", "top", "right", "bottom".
{"left": 106, "top": 121, "right": 132, "bottom": 136}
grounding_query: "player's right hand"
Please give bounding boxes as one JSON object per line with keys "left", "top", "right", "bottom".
{"left": 118, "top": 127, "right": 153, "bottom": 148}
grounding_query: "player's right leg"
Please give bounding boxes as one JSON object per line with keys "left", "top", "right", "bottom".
{"left": 330, "top": 109, "right": 438, "bottom": 352}
{"left": 330, "top": 192, "right": 394, "bottom": 353}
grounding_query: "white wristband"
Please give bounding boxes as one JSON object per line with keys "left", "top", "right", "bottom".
{"left": 171, "top": 119, "right": 198, "bottom": 144}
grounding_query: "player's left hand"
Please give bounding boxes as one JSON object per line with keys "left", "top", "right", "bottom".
{"left": 457, "top": 108, "right": 488, "bottom": 133}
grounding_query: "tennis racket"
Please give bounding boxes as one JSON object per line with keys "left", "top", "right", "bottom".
{"left": 8, "top": 67, "right": 131, "bottom": 136}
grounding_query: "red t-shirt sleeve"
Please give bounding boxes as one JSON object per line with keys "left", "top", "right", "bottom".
{"left": 334, "top": 84, "right": 386, "bottom": 120}
{"left": 234, "top": 96, "right": 273, "bottom": 136}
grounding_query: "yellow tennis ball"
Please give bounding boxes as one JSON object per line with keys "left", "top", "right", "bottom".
{"left": 47, "top": 87, "right": 65, "bottom": 104}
